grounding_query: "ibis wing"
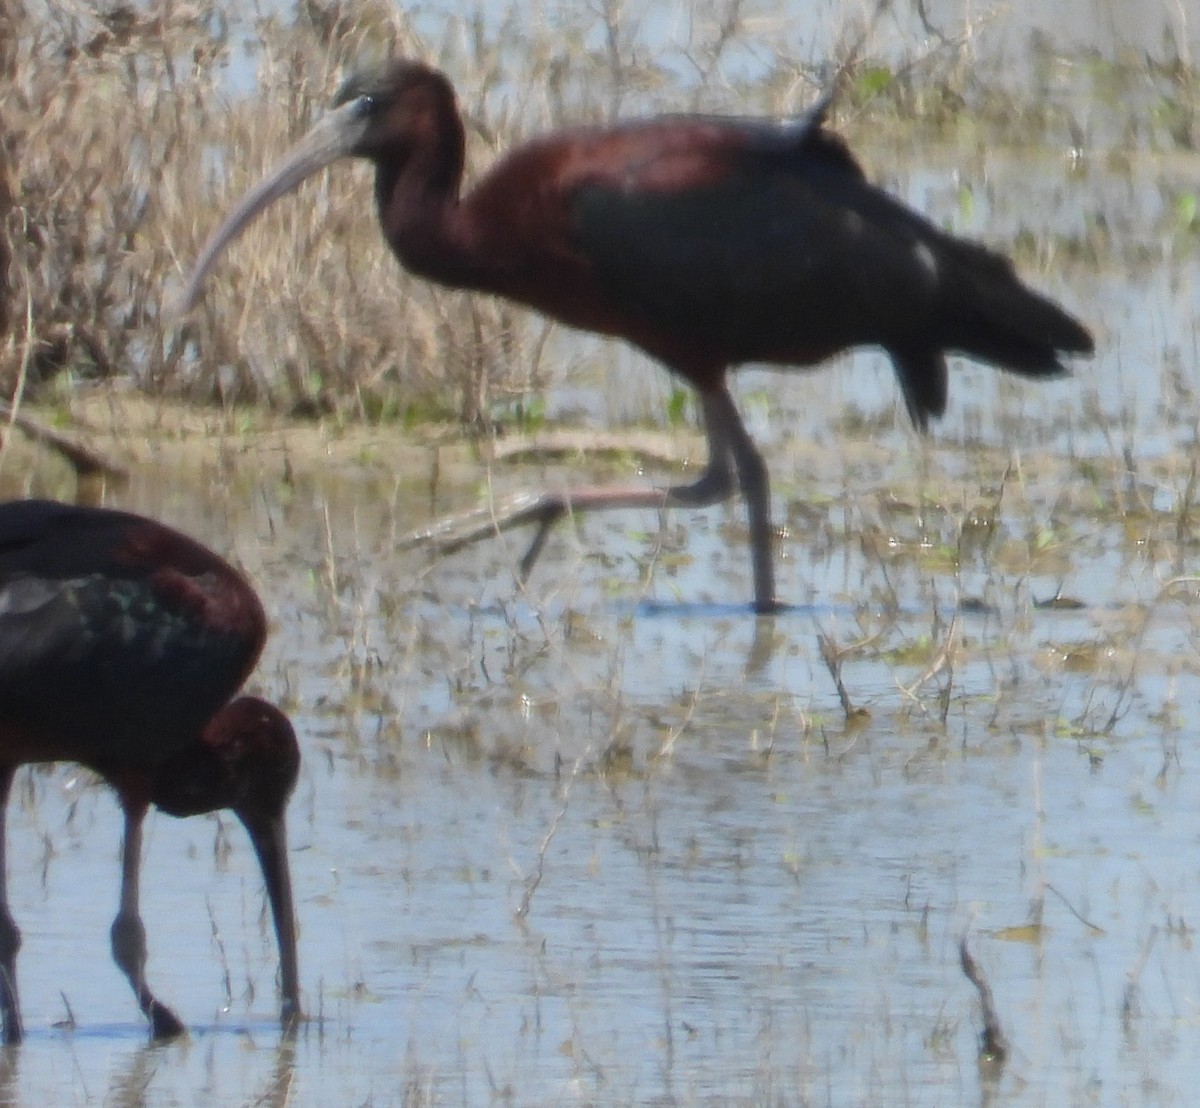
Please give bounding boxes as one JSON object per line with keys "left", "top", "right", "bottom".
{"left": 570, "top": 161, "right": 946, "bottom": 362}
{"left": 0, "top": 501, "right": 123, "bottom": 685}
{"left": 0, "top": 575, "right": 94, "bottom": 678}
{"left": 0, "top": 570, "right": 225, "bottom": 751}
{"left": 0, "top": 501, "right": 250, "bottom": 759}
{"left": 567, "top": 120, "right": 1091, "bottom": 389}
{"left": 0, "top": 501, "right": 138, "bottom": 686}
{"left": 0, "top": 499, "right": 84, "bottom": 561}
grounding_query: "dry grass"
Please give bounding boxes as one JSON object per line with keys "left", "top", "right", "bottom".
{"left": 0, "top": 159, "right": 10, "bottom": 345}
{"left": 0, "top": 0, "right": 953, "bottom": 423}
{"left": 0, "top": 0, "right": 1167, "bottom": 426}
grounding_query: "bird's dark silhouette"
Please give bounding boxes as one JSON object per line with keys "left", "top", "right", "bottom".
{"left": 182, "top": 59, "right": 1093, "bottom": 612}
{"left": 0, "top": 498, "right": 300, "bottom": 1042}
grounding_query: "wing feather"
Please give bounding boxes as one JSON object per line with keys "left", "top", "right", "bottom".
{"left": 0, "top": 501, "right": 256, "bottom": 763}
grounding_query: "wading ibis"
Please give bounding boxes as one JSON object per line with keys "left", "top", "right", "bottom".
{"left": 0, "top": 499, "right": 300, "bottom": 1042}
{"left": 182, "top": 59, "right": 1093, "bottom": 613}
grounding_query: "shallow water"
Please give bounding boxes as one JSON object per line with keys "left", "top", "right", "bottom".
{"left": 5, "top": 2, "right": 1200, "bottom": 1106}
{"left": 8, "top": 466, "right": 1200, "bottom": 1107}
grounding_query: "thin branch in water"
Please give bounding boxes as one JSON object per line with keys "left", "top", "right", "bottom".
{"left": 1044, "top": 881, "right": 1105, "bottom": 935}
{"left": 816, "top": 629, "right": 870, "bottom": 723}
{"left": 207, "top": 895, "right": 234, "bottom": 1009}
{"left": 515, "top": 756, "right": 582, "bottom": 921}
{"left": 1121, "top": 924, "right": 1158, "bottom": 1035}
{"left": 53, "top": 990, "right": 77, "bottom": 1032}
{"left": 899, "top": 610, "right": 959, "bottom": 702}
{"left": 959, "top": 934, "right": 1009, "bottom": 1066}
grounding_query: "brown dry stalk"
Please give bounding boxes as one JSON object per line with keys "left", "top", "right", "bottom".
{"left": 0, "top": 0, "right": 1000, "bottom": 428}
{"left": 0, "top": 161, "right": 10, "bottom": 343}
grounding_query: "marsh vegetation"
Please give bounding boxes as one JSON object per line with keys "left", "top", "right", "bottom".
{"left": 0, "top": 0, "right": 1198, "bottom": 1104}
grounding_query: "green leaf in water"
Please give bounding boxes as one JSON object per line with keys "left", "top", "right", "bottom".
{"left": 666, "top": 386, "right": 690, "bottom": 427}
{"left": 957, "top": 183, "right": 975, "bottom": 221}
{"left": 1177, "top": 190, "right": 1198, "bottom": 233}
{"left": 855, "top": 65, "right": 893, "bottom": 100}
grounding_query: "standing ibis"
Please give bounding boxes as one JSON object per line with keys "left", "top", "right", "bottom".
{"left": 0, "top": 498, "right": 300, "bottom": 1042}
{"left": 181, "top": 59, "right": 1093, "bottom": 613}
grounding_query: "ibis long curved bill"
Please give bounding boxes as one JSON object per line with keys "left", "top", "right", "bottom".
{"left": 240, "top": 810, "right": 302, "bottom": 1027}
{"left": 180, "top": 99, "right": 372, "bottom": 312}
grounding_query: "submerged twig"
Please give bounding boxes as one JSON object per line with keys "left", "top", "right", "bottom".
{"left": 816, "top": 629, "right": 870, "bottom": 722}
{"left": 206, "top": 895, "right": 234, "bottom": 1010}
{"left": 514, "top": 756, "right": 582, "bottom": 920}
{"left": 1121, "top": 925, "right": 1159, "bottom": 1034}
{"left": 54, "top": 990, "right": 77, "bottom": 1031}
{"left": 1045, "top": 881, "right": 1105, "bottom": 934}
{"left": 900, "top": 610, "right": 960, "bottom": 701}
{"left": 960, "top": 934, "right": 1009, "bottom": 1066}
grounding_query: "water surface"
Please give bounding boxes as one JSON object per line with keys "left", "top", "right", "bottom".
{"left": 2, "top": 2, "right": 1199, "bottom": 1105}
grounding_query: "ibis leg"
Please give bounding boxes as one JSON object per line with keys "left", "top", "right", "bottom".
{"left": 514, "top": 394, "right": 738, "bottom": 579}
{"left": 701, "top": 387, "right": 778, "bottom": 613}
{"left": 0, "top": 767, "right": 22, "bottom": 1044}
{"left": 513, "top": 386, "right": 777, "bottom": 609}
{"left": 399, "top": 384, "right": 780, "bottom": 610}
{"left": 110, "top": 798, "right": 186, "bottom": 1039}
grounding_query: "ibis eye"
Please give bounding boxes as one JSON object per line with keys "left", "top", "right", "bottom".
{"left": 356, "top": 94, "right": 382, "bottom": 116}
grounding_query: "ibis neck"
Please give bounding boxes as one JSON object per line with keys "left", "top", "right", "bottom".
{"left": 372, "top": 128, "right": 494, "bottom": 291}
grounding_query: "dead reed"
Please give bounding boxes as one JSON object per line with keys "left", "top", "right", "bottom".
{"left": 0, "top": 0, "right": 1171, "bottom": 427}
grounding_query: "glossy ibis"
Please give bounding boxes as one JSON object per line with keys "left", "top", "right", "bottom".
{"left": 182, "top": 59, "right": 1094, "bottom": 612}
{"left": 0, "top": 498, "right": 300, "bottom": 1042}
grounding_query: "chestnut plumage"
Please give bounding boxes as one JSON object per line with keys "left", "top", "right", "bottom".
{"left": 183, "top": 60, "right": 1092, "bottom": 612}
